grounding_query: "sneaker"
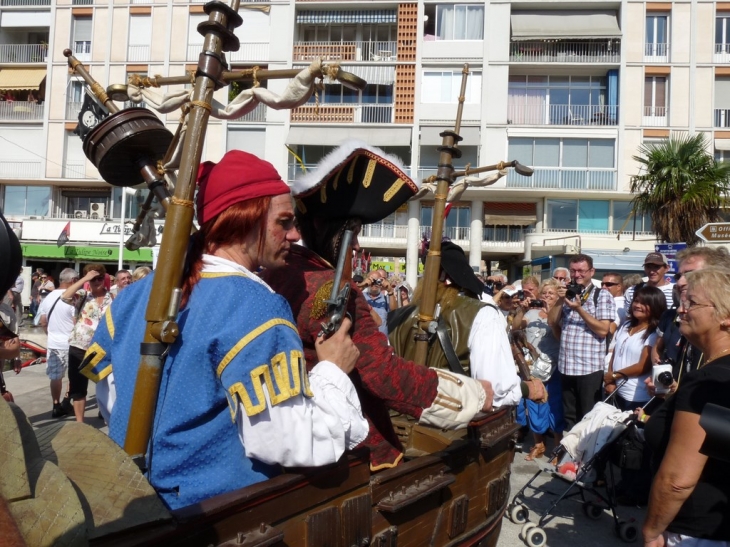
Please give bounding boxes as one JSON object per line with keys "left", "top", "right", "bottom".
{"left": 60, "top": 397, "right": 73, "bottom": 415}
{"left": 51, "top": 403, "right": 67, "bottom": 418}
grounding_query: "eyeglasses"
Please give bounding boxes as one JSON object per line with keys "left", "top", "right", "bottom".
{"left": 553, "top": 276, "right": 568, "bottom": 281}
{"left": 601, "top": 282, "right": 619, "bottom": 287}
{"left": 679, "top": 299, "right": 715, "bottom": 312}
{"left": 673, "top": 269, "right": 698, "bottom": 282}
{"left": 569, "top": 269, "right": 591, "bottom": 275}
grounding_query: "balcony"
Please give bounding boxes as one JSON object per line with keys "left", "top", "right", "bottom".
{"left": 507, "top": 169, "right": 617, "bottom": 191}
{"left": 643, "top": 106, "right": 668, "bottom": 127}
{"left": 229, "top": 103, "right": 267, "bottom": 123}
{"left": 0, "top": 44, "right": 48, "bottom": 64}
{"left": 0, "top": 161, "right": 42, "bottom": 178}
{"left": 715, "top": 109, "right": 730, "bottom": 128}
{"left": 127, "top": 45, "right": 150, "bottom": 63}
{"left": 66, "top": 101, "right": 82, "bottom": 121}
{"left": 293, "top": 41, "right": 397, "bottom": 62}
{"left": 509, "top": 41, "right": 620, "bottom": 64}
{"left": 291, "top": 103, "right": 393, "bottom": 124}
{"left": 0, "top": 0, "right": 50, "bottom": 5}
{"left": 644, "top": 42, "right": 669, "bottom": 62}
{"left": 482, "top": 226, "right": 527, "bottom": 248}
{"left": 507, "top": 104, "right": 618, "bottom": 126}
{"left": 0, "top": 101, "right": 43, "bottom": 121}
{"left": 715, "top": 44, "right": 730, "bottom": 63}
{"left": 187, "top": 42, "right": 268, "bottom": 62}
{"left": 63, "top": 161, "right": 86, "bottom": 179}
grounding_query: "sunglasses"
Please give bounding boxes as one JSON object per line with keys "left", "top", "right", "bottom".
{"left": 601, "top": 282, "right": 619, "bottom": 287}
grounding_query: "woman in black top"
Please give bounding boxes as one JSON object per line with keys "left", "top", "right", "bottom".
{"left": 643, "top": 267, "right": 730, "bottom": 547}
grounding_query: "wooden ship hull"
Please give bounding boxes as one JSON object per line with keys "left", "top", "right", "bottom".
{"left": 89, "top": 409, "right": 518, "bottom": 547}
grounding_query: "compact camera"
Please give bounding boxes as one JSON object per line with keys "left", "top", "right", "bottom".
{"left": 374, "top": 278, "right": 383, "bottom": 286}
{"left": 564, "top": 282, "right": 585, "bottom": 300}
{"left": 652, "top": 360, "right": 675, "bottom": 395}
{"left": 517, "top": 290, "right": 525, "bottom": 301}
{"left": 529, "top": 299, "right": 545, "bottom": 308}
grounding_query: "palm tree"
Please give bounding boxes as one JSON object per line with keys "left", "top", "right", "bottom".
{"left": 630, "top": 133, "right": 730, "bottom": 244}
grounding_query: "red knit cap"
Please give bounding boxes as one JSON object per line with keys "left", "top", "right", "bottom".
{"left": 196, "top": 150, "right": 290, "bottom": 225}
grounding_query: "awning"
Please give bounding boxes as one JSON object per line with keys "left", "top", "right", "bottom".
{"left": 0, "top": 68, "right": 46, "bottom": 91}
{"left": 716, "top": 139, "right": 730, "bottom": 151}
{"left": 296, "top": 10, "right": 397, "bottom": 24}
{"left": 484, "top": 202, "right": 537, "bottom": 226}
{"left": 287, "top": 126, "right": 411, "bottom": 146}
{"left": 511, "top": 10, "right": 621, "bottom": 41}
{"left": 339, "top": 65, "right": 395, "bottom": 86}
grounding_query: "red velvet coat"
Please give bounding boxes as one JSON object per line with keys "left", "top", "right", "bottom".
{"left": 263, "top": 245, "right": 439, "bottom": 469}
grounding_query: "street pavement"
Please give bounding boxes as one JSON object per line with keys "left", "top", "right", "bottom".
{"left": 7, "top": 325, "right": 646, "bottom": 547}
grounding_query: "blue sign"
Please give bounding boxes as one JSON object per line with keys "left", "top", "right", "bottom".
{"left": 655, "top": 243, "right": 687, "bottom": 254}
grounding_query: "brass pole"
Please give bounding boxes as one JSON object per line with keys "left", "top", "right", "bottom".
{"left": 121, "top": 0, "right": 243, "bottom": 460}
{"left": 413, "top": 64, "right": 469, "bottom": 365}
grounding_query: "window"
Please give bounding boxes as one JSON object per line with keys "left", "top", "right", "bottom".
{"left": 644, "top": 76, "right": 667, "bottom": 119}
{"left": 421, "top": 70, "right": 482, "bottom": 103}
{"left": 507, "top": 75, "right": 611, "bottom": 125}
{"left": 72, "top": 17, "right": 92, "bottom": 59}
{"left": 128, "top": 14, "right": 151, "bottom": 62}
{"left": 578, "top": 201, "right": 609, "bottom": 232}
{"left": 420, "top": 204, "right": 471, "bottom": 239}
{"left": 613, "top": 201, "right": 652, "bottom": 233}
{"left": 715, "top": 77, "right": 730, "bottom": 127}
{"left": 435, "top": 4, "right": 484, "bottom": 40}
{"left": 645, "top": 14, "right": 668, "bottom": 58}
{"left": 508, "top": 138, "right": 615, "bottom": 169}
{"left": 546, "top": 199, "right": 577, "bottom": 231}
{"left": 717, "top": 13, "right": 730, "bottom": 53}
{"left": 2, "top": 185, "right": 51, "bottom": 216}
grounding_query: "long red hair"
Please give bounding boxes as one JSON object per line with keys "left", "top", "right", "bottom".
{"left": 181, "top": 196, "right": 271, "bottom": 306}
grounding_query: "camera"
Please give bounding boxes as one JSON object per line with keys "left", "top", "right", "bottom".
{"left": 529, "top": 299, "right": 545, "bottom": 308}
{"left": 374, "top": 278, "right": 383, "bottom": 286}
{"left": 517, "top": 290, "right": 525, "bottom": 301}
{"left": 652, "top": 360, "right": 675, "bottom": 395}
{"left": 564, "top": 282, "right": 584, "bottom": 300}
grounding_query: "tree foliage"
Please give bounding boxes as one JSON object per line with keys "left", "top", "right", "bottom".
{"left": 630, "top": 133, "right": 730, "bottom": 244}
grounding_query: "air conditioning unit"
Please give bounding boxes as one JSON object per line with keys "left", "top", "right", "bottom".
{"left": 89, "top": 203, "right": 105, "bottom": 219}
{"left": 74, "top": 210, "right": 88, "bottom": 219}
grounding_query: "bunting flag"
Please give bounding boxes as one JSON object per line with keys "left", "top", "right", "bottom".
{"left": 57, "top": 222, "right": 70, "bottom": 247}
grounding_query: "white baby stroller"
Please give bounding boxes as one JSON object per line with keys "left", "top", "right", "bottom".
{"left": 506, "top": 391, "right": 647, "bottom": 547}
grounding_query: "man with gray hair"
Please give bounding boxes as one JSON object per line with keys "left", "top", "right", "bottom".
{"left": 552, "top": 267, "right": 570, "bottom": 285}
{"left": 38, "top": 267, "right": 79, "bottom": 417}
{"left": 110, "top": 269, "right": 132, "bottom": 297}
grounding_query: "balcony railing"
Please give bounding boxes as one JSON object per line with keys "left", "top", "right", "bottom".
{"left": 0, "top": 161, "right": 42, "bottom": 178}
{"left": 127, "top": 45, "right": 150, "bottom": 62}
{"left": 63, "top": 161, "right": 86, "bottom": 179}
{"left": 0, "top": 101, "right": 43, "bottom": 121}
{"left": 643, "top": 106, "right": 668, "bottom": 127}
{"left": 715, "top": 109, "right": 730, "bottom": 128}
{"left": 715, "top": 43, "right": 730, "bottom": 63}
{"left": 509, "top": 41, "right": 620, "bottom": 63}
{"left": 291, "top": 103, "right": 393, "bottom": 124}
{"left": 507, "top": 168, "right": 617, "bottom": 191}
{"left": 187, "top": 42, "right": 269, "bottom": 62}
{"left": 644, "top": 42, "right": 669, "bottom": 61}
{"left": 0, "top": 44, "right": 48, "bottom": 64}
{"left": 507, "top": 104, "right": 618, "bottom": 126}
{"left": 230, "top": 103, "right": 267, "bottom": 123}
{"left": 483, "top": 226, "right": 527, "bottom": 245}
{"left": 293, "top": 41, "right": 397, "bottom": 62}
{"left": 0, "top": 0, "right": 49, "bottom": 5}
{"left": 360, "top": 224, "right": 408, "bottom": 240}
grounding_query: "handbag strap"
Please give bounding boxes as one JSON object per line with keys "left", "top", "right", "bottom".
{"left": 45, "top": 294, "right": 61, "bottom": 323}
{"left": 435, "top": 317, "right": 466, "bottom": 375}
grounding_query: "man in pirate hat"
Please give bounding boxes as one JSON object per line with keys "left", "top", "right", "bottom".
{"left": 390, "top": 241, "right": 546, "bottom": 405}
{"left": 264, "top": 141, "right": 498, "bottom": 470}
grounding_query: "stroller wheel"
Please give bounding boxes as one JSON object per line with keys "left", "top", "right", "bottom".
{"left": 510, "top": 504, "right": 529, "bottom": 524}
{"left": 583, "top": 502, "right": 604, "bottom": 520}
{"left": 525, "top": 526, "right": 547, "bottom": 547}
{"left": 520, "top": 522, "right": 535, "bottom": 540}
{"left": 618, "top": 521, "right": 639, "bottom": 543}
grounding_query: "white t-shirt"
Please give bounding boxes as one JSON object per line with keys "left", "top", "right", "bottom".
{"left": 612, "top": 323, "right": 657, "bottom": 403}
{"left": 614, "top": 295, "right": 627, "bottom": 326}
{"left": 37, "top": 289, "right": 76, "bottom": 350}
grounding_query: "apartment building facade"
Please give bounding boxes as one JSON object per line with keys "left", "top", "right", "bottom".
{"left": 0, "top": 0, "right": 724, "bottom": 285}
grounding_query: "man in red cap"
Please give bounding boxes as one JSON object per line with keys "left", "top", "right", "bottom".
{"left": 82, "top": 150, "right": 368, "bottom": 510}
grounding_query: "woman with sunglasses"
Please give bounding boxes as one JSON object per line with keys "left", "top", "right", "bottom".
{"left": 642, "top": 267, "right": 730, "bottom": 547}
{"left": 61, "top": 264, "right": 113, "bottom": 422}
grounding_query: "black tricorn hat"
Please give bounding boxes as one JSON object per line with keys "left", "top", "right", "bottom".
{"left": 0, "top": 212, "right": 22, "bottom": 297}
{"left": 291, "top": 140, "right": 419, "bottom": 224}
{"left": 440, "top": 241, "right": 484, "bottom": 298}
